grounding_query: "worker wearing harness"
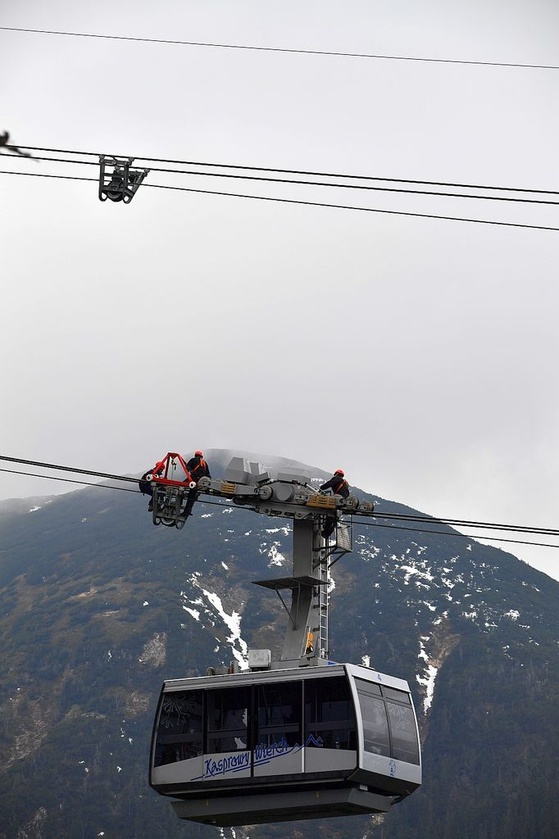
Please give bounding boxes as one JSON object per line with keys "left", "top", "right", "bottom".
{"left": 187, "top": 451, "right": 211, "bottom": 482}
{"left": 139, "top": 461, "right": 165, "bottom": 512}
{"left": 320, "top": 469, "right": 349, "bottom": 539}
{"left": 184, "top": 451, "right": 211, "bottom": 518}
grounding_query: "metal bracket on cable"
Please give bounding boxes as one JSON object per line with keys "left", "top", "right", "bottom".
{"left": 98, "top": 155, "right": 149, "bottom": 203}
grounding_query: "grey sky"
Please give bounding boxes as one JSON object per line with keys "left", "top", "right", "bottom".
{"left": 1, "top": 0, "right": 558, "bottom": 579}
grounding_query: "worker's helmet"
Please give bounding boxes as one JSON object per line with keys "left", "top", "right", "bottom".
{"left": 195, "top": 450, "right": 203, "bottom": 457}
{"left": 335, "top": 469, "right": 344, "bottom": 477}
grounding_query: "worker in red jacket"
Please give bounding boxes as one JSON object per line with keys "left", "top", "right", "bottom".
{"left": 186, "top": 451, "right": 211, "bottom": 482}
{"left": 320, "top": 469, "right": 349, "bottom": 498}
{"left": 320, "top": 469, "right": 349, "bottom": 539}
{"left": 139, "top": 461, "right": 165, "bottom": 512}
{"left": 184, "top": 451, "right": 211, "bottom": 518}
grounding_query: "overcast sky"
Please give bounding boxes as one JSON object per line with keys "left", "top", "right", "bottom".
{"left": 1, "top": 0, "right": 559, "bottom": 580}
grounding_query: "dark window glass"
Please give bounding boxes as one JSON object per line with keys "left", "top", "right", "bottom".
{"left": 305, "top": 676, "right": 356, "bottom": 750}
{"left": 386, "top": 702, "right": 420, "bottom": 765}
{"left": 355, "top": 679, "right": 390, "bottom": 757}
{"left": 382, "top": 686, "right": 411, "bottom": 704}
{"left": 154, "top": 690, "right": 203, "bottom": 766}
{"left": 207, "top": 686, "right": 250, "bottom": 753}
{"left": 359, "top": 681, "right": 382, "bottom": 696}
{"left": 256, "top": 682, "right": 302, "bottom": 748}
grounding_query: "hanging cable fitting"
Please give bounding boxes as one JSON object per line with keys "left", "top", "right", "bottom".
{"left": 98, "top": 155, "right": 149, "bottom": 203}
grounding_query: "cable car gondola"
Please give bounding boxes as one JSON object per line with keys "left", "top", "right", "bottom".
{"left": 150, "top": 663, "right": 420, "bottom": 826}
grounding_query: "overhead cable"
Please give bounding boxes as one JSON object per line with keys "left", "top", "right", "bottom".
{"left": 1, "top": 26, "right": 557, "bottom": 71}
{"left": 2, "top": 150, "right": 558, "bottom": 206}
{"left": 0, "top": 454, "right": 138, "bottom": 484}
{"left": 1, "top": 455, "right": 559, "bottom": 548}
{"left": 0, "top": 467, "right": 138, "bottom": 493}
{"left": 372, "top": 510, "right": 559, "bottom": 537}
{"left": 353, "top": 518, "right": 559, "bottom": 551}
{"left": 1, "top": 464, "right": 555, "bottom": 549}
{"left": 1, "top": 170, "right": 558, "bottom": 232}
{"left": 8, "top": 144, "right": 559, "bottom": 196}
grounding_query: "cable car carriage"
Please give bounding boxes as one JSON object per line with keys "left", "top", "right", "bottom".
{"left": 150, "top": 662, "right": 421, "bottom": 826}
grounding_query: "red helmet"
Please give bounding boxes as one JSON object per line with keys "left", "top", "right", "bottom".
{"left": 195, "top": 450, "right": 203, "bottom": 457}
{"left": 335, "top": 469, "right": 344, "bottom": 477}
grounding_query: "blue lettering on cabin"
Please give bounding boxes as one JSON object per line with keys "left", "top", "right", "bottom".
{"left": 253, "top": 738, "right": 297, "bottom": 767}
{"left": 252, "top": 735, "right": 323, "bottom": 768}
{"left": 196, "top": 735, "right": 327, "bottom": 780}
{"left": 203, "top": 752, "right": 250, "bottom": 778}
{"left": 254, "top": 737, "right": 290, "bottom": 761}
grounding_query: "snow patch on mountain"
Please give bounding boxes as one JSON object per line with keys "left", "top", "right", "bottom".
{"left": 259, "top": 536, "right": 287, "bottom": 567}
{"left": 265, "top": 543, "right": 286, "bottom": 567}
{"left": 181, "top": 575, "right": 248, "bottom": 668}
{"left": 355, "top": 533, "right": 381, "bottom": 562}
{"left": 399, "top": 564, "right": 434, "bottom": 585}
{"left": 416, "top": 636, "right": 438, "bottom": 714}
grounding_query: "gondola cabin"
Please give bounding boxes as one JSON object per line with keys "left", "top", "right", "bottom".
{"left": 150, "top": 663, "right": 421, "bottom": 826}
